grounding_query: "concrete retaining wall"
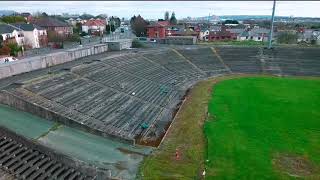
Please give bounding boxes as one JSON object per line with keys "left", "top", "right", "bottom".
{"left": 104, "top": 39, "right": 132, "bottom": 51}
{"left": 0, "top": 44, "right": 108, "bottom": 80}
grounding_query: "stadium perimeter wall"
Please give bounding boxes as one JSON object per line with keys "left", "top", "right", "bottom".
{"left": 0, "top": 44, "right": 108, "bottom": 80}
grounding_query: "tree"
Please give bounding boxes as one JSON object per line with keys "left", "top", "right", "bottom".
{"left": 41, "top": 12, "right": 48, "bottom": 17}
{"left": 164, "top": 11, "right": 170, "bottom": 21}
{"left": 130, "top": 15, "right": 148, "bottom": 37}
{"left": 223, "top": 20, "right": 239, "bottom": 25}
{"left": 109, "top": 16, "right": 121, "bottom": 28}
{"left": 0, "top": 35, "right": 3, "bottom": 48}
{"left": 130, "top": 15, "right": 136, "bottom": 26}
{"left": 169, "top": 12, "right": 177, "bottom": 25}
{"left": 1, "top": 16, "right": 26, "bottom": 24}
{"left": 73, "top": 22, "right": 82, "bottom": 34}
{"left": 106, "top": 24, "right": 115, "bottom": 34}
{"left": 80, "top": 13, "right": 95, "bottom": 20}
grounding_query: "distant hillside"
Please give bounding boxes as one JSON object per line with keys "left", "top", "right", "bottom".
{"left": 219, "top": 15, "right": 320, "bottom": 22}
{"left": 0, "top": 10, "right": 17, "bottom": 16}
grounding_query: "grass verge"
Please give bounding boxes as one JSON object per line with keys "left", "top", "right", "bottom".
{"left": 139, "top": 75, "right": 240, "bottom": 179}
{"left": 140, "top": 75, "right": 320, "bottom": 179}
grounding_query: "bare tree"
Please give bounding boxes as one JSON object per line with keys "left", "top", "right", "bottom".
{"left": 130, "top": 15, "right": 148, "bottom": 37}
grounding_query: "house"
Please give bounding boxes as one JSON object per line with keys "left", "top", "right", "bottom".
{"left": 171, "top": 27, "right": 199, "bottom": 37}
{"left": 238, "top": 28, "right": 269, "bottom": 41}
{"left": 32, "top": 17, "right": 73, "bottom": 37}
{"left": 209, "top": 25, "right": 222, "bottom": 32}
{"left": 199, "top": 29, "right": 210, "bottom": 41}
{"left": 312, "top": 30, "right": 320, "bottom": 45}
{"left": 66, "top": 18, "right": 76, "bottom": 26}
{"left": 226, "top": 28, "right": 245, "bottom": 39}
{"left": 147, "top": 20, "right": 199, "bottom": 39}
{"left": 81, "top": 19, "right": 106, "bottom": 35}
{"left": 20, "top": 12, "right": 33, "bottom": 22}
{"left": 147, "top": 21, "right": 172, "bottom": 39}
{"left": 297, "top": 29, "right": 320, "bottom": 45}
{"left": 208, "top": 26, "right": 237, "bottom": 41}
{"left": 0, "top": 24, "right": 24, "bottom": 46}
{"left": 12, "top": 23, "right": 48, "bottom": 49}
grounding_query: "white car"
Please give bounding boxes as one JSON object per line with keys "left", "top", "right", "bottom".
{"left": 0, "top": 56, "right": 18, "bottom": 64}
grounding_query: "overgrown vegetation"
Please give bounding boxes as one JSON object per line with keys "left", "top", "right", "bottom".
{"left": 131, "top": 39, "right": 146, "bottom": 48}
{"left": 140, "top": 78, "right": 220, "bottom": 179}
{"left": 140, "top": 76, "right": 320, "bottom": 179}
{"left": 7, "top": 43, "right": 22, "bottom": 56}
{"left": 36, "top": 122, "right": 62, "bottom": 140}
{"left": 277, "top": 31, "right": 298, "bottom": 44}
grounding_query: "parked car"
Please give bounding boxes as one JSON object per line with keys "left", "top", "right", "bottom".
{"left": 0, "top": 56, "right": 18, "bottom": 64}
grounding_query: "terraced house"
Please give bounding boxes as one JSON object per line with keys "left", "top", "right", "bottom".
{"left": 0, "top": 24, "right": 24, "bottom": 46}
{"left": 32, "top": 17, "right": 73, "bottom": 37}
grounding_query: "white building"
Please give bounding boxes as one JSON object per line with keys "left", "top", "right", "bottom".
{"left": 0, "top": 24, "right": 24, "bottom": 46}
{"left": 238, "top": 28, "right": 269, "bottom": 42}
{"left": 82, "top": 19, "right": 106, "bottom": 34}
{"left": 12, "top": 23, "right": 47, "bottom": 49}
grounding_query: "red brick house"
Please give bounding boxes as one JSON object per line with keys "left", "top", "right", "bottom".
{"left": 32, "top": 17, "right": 73, "bottom": 37}
{"left": 147, "top": 21, "right": 200, "bottom": 39}
{"left": 147, "top": 21, "right": 172, "bottom": 39}
{"left": 208, "top": 26, "right": 237, "bottom": 41}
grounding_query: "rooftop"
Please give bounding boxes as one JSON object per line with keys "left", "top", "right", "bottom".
{"left": 0, "top": 24, "right": 20, "bottom": 34}
{"left": 32, "top": 17, "right": 71, "bottom": 27}
{"left": 11, "top": 23, "right": 44, "bottom": 31}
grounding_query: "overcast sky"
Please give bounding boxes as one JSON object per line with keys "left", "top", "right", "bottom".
{"left": 0, "top": 1, "right": 319, "bottom": 19}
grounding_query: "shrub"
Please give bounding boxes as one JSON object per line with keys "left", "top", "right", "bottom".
{"left": 7, "top": 43, "right": 22, "bottom": 56}
{"left": 0, "top": 45, "right": 11, "bottom": 55}
{"left": 131, "top": 39, "right": 145, "bottom": 48}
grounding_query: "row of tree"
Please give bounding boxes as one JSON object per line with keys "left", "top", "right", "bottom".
{"left": 0, "top": 16, "right": 26, "bottom": 24}
{"left": 164, "top": 11, "right": 177, "bottom": 25}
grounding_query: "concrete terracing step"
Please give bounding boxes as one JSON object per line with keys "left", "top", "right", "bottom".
{"left": 0, "top": 132, "right": 94, "bottom": 180}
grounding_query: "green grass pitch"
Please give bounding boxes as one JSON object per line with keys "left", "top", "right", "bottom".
{"left": 204, "top": 77, "right": 320, "bottom": 179}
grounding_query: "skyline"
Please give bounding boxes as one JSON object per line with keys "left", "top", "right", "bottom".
{"left": 0, "top": 1, "right": 320, "bottom": 19}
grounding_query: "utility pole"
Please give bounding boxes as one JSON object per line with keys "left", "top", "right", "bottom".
{"left": 268, "top": 0, "right": 276, "bottom": 49}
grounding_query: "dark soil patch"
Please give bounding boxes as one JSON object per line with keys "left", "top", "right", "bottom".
{"left": 273, "top": 153, "right": 317, "bottom": 177}
{"left": 117, "top": 147, "right": 146, "bottom": 156}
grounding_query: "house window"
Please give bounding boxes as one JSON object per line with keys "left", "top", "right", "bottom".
{"left": 246, "top": 36, "right": 248, "bottom": 39}
{"left": 258, "top": 37, "right": 261, "bottom": 40}
{"left": 250, "top": 36, "right": 253, "bottom": 40}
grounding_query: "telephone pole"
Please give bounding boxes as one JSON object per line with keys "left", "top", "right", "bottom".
{"left": 268, "top": 0, "right": 276, "bottom": 49}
